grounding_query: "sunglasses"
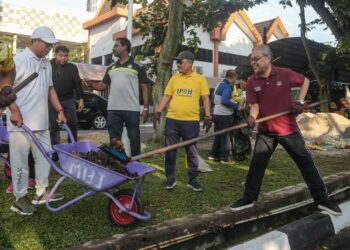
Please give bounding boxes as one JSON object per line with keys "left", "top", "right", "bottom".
{"left": 39, "top": 39, "right": 55, "bottom": 48}
{"left": 250, "top": 55, "right": 266, "bottom": 63}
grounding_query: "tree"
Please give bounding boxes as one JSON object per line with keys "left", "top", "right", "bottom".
{"left": 112, "top": 0, "right": 265, "bottom": 140}
{"left": 68, "top": 43, "right": 88, "bottom": 63}
{"left": 281, "top": 0, "right": 350, "bottom": 111}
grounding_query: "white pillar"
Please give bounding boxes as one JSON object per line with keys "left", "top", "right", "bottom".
{"left": 126, "top": 0, "right": 133, "bottom": 40}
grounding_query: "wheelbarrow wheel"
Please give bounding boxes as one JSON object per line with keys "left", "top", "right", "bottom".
{"left": 108, "top": 189, "right": 143, "bottom": 227}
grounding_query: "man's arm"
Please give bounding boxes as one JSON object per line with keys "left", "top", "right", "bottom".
{"left": 72, "top": 65, "right": 85, "bottom": 111}
{"left": 201, "top": 95, "right": 211, "bottom": 117}
{"left": 0, "top": 68, "right": 15, "bottom": 89}
{"left": 48, "top": 86, "right": 67, "bottom": 123}
{"left": 82, "top": 79, "right": 108, "bottom": 91}
{"left": 249, "top": 103, "right": 259, "bottom": 119}
{"left": 297, "top": 77, "right": 309, "bottom": 102}
{"left": 156, "top": 95, "right": 172, "bottom": 112}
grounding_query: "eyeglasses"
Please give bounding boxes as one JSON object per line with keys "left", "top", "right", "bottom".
{"left": 39, "top": 39, "right": 55, "bottom": 48}
{"left": 250, "top": 55, "right": 266, "bottom": 63}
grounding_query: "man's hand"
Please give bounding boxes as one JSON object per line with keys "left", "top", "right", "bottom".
{"left": 153, "top": 112, "right": 161, "bottom": 129}
{"left": 56, "top": 111, "right": 67, "bottom": 124}
{"left": 78, "top": 99, "right": 84, "bottom": 112}
{"left": 246, "top": 115, "right": 256, "bottom": 128}
{"left": 82, "top": 79, "right": 91, "bottom": 87}
{"left": 9, "top": 105, "right": 23, "bottom": 128}
{"left": 142, "top": 110, "right": 149, "bottom": 123}
{"left": 291, "top": 100, "right": 304, "bottom": 114}
{"left": 0, "top": 86, "right": 16, "bottom": 108}
{"left": 203, "top": 116, "right": 212, "bottom": 133}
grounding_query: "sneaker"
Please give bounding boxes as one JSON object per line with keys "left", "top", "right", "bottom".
{"left": 230, "top": 198, "right": 255, "bottom": 211}
{"left": 187, "top": 178, "right": 203, "bottom": 192}
{"left": 11, "top": 196, "right": 36, "bottom": 215}
{"left": 32, "top": 191, "right": 64, "bottom": 205}
{"left": 28, "top": 178, "right": 36, "bottom": 189}
{"left": 164, "top": 178, "right": 176, "bottom": 190}
{"left": 5, "top": 183, "right": 13, "bottom": 194}
{"left": 318, "top": 199, "right": 342, "bottom": 216}
{"left": 208, "top": 156, "right": 219, "bottom": 161}
{"left": 220, "top": 160, "right": 236, "bottom": 165}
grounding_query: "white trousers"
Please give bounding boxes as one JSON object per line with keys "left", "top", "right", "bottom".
{"left": 9, "top": 130, "right": 52, "bottom": 198}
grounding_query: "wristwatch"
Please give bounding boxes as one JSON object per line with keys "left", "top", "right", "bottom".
{"left": 297, "top": 100, "right": 305, "bottom": 105}
{"left": 143, "top": 108, "right": 148, "bottom": 112}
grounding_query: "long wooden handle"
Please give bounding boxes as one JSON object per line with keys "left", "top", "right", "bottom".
{"left": 12, "top": 72, "right": 39, "bottom": 94}
{"left": 131, "top": 100, "right": 327, "bottom": 162}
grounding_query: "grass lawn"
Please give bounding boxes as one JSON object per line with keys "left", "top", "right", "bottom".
{"left": 0, "top": 140, "right": 349, "bottom": 250}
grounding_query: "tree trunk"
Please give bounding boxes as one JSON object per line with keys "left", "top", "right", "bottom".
{"left": 152, "top": 0, "right": 183, "bottom": 142}
{"left": 308, "top": 1, "right": 343, "bottom": 40}
{"left": 299, "top": 3, "right": 329, "bottom": 111}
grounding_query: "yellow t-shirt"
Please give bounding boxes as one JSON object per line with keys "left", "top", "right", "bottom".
{"left": 0, "top": 40, "right": 15, "bottom": 73}
{"left": 165, "top": 71, "right": 210, "bottom": 121}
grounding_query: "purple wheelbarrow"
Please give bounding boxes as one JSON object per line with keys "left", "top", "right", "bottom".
{"left": 21, "top": 123, "right": 155, "bottom": 226}
{"left": 0, "top": 119, "right": 11, "bottom": 179}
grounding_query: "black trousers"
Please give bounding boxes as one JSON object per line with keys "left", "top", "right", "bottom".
{"left": 243, "top": 131, "right": 328, "bottom": 203}
{"left": 49, "top": 98, "right": 78, "bottom": 145}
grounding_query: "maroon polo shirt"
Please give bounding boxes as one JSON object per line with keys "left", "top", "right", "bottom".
{"left": 246, "top": 66, "right": 305, "bottom": 136}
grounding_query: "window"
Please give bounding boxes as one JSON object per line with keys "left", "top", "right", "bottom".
{"left": 219, "top": 52, "right": 246, "bottom": 66}
{"left": 91, "top": 56, "right": 102, "bottom": 65}
{"left": 180, "top": 46, "right": 213, "bottom": 63}
{"left": 104, "top": 53, "right": 113, "bottom": 66}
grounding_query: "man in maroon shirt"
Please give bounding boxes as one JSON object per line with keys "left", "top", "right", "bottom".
{"left": 230, "top": 44, "right": 342, "bottom": 216}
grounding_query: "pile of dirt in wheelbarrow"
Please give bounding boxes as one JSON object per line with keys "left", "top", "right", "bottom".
{"left": 297, "top": 112, "right": 350, "bottom": 140}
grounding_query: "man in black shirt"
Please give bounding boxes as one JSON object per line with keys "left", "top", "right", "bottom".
{"left": 49, "top": 45, "right": 84, "bottom": 145}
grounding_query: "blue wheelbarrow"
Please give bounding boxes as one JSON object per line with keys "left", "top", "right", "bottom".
{"left": 21, "top": 124, "right": 155, "bottom": 226}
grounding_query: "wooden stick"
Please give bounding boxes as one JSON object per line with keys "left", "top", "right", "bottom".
{"left": 131, "top": 100, "right": 327, "bottom": 162}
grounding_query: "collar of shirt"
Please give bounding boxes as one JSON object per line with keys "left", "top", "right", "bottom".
{"left": 179, "top": 70, "right": 197, "bottom": 78}
{"left": 23, "top": 47, "right": 42, "bottom": 61}
{"left": 115, "top": 56, "right": 134, "bottom": 67}
{"left": 253, "top": 66, "right": 278, "bottom": 80}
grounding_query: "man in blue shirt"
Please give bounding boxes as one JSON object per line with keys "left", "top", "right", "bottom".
{"left": 208, "top": 69, "right": 241, "bottom": 164}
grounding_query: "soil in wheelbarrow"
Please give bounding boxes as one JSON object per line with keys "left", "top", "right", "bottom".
{"left": 71, "top": 150, "right": 137, "bottom": 178}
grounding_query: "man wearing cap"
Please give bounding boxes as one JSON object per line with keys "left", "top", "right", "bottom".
{"left": 7, "top": 26, "right": 67, "bottom": 216}
{"left": 83, "top": 37, "right": 149, "bottom": 157}
{"left": 153, "top": 50, "right": 212, "bottom": 192}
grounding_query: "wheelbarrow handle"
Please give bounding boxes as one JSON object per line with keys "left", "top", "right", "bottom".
{"left": 61, "top": 123, "right": 76, "bottom": 143}
{"left": 131, "top": 100, "right": 328, "bottom": 162}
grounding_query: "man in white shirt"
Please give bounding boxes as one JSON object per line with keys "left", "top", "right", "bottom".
{"left": 7, "top": 26, "right": 66, "bottom": 216}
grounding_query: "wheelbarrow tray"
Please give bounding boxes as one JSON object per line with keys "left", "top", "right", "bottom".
{"left": 54, "top": 141, "right": 155, "bottom": 192}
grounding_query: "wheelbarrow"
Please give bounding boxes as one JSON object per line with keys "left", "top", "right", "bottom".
{"left": 0, "top": 118, "right": 11, "bottom": 179}
{"left": 21, "top": 123, "right": 155, "bottom": 226}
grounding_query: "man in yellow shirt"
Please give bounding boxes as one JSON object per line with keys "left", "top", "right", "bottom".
{"left": 153, "top": 51, "right": 212, "bottom": 192}
{"left": 0, "top": 40, "right": 17, "bottom": 108}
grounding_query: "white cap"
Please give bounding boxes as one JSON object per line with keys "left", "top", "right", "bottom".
{"left": 31, "top": 26, "right": 58, "bottom": 44}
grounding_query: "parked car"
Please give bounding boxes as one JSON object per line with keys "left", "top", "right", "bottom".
{"left": 77, "top": 91, "right": 108, "bottom": 130}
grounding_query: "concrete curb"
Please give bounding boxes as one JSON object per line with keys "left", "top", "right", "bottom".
{"left": 68, "top": 171, "right": 350, "bottom": 250}
{"left": 229, "top": 201, "right": 350, "bottom": 250}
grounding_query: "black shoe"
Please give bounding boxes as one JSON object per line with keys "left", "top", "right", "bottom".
{"left": 164, "top": 178, "right": 176, "bottom": 190}
{"left": 230, "top": 198, "right": 254, "bottom": 211}
{"left": 318, "top": 199, "right": 342, "bottom": 216}
{"left": 187, "top": 178, "right": 203, "bottom": 192}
